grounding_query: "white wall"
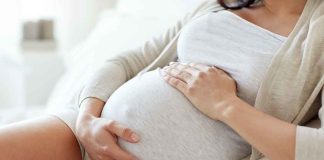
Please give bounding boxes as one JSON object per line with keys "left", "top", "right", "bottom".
{"left": 0, "top": 1, "right": 24, "bottom": 109}
{"left": 0, "top": 0, "right": 205, "bottom": 109}
{"left": 0, "top": 1, "right": 21, "bottom": 61}
{"left": 0, "top": 0, "right": 204, "bottom": 59}
{"left": 55, "top": 0, "right": 203, "bottom": 54}
{"left": 56, "top": 0, "right": 118, "bottom": 53}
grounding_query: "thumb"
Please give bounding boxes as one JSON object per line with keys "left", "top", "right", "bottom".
{"left": 105, "top": 120, "right": 140, "bottom": 143}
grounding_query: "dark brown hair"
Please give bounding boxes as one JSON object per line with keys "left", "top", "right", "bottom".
{"left": 218, "top": 0, "right": 261, "bottom": 10}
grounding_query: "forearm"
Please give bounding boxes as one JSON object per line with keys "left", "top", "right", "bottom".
{"left": 219, "top": 98, "right": 297, "bottom": 160}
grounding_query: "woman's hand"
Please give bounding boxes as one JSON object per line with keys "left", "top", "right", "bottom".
{"left": 76, "top": 98, "right": 139, "bottom": 160}
{"left": 162, "top": 62, "right": 238, "bottom": 121}
{"left": 163, "top": 62, "right": 298, "bottom": 160}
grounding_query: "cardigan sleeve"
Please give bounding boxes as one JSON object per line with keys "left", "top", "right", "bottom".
{"left": 77, "top": 0, "right": 215, "bottom": 106}
{"left": 295, "top": 87, "right": 324, "bottom": 160}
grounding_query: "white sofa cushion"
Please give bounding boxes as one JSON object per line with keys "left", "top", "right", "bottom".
{"left": 46, "top": 8, "right": 185, "bottom": 111}
{"left": 0, "top": 54, "right": 25, "bottom": 108}
{"left": 47, "top": 0, "right": 205, "bottom": 111}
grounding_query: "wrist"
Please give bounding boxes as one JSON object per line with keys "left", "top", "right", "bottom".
{"left": 77, "top": 112, "right": 95, "bottom": 124}
{"left": 76, "top": 113, "right": 95, "bottom": 135}
{"left": 216, "top": 95, "right": 243, "bottom": 122}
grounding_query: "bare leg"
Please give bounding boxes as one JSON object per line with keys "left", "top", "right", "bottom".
{"left": 0, "top": 116, "right": 82, "bottom": 160}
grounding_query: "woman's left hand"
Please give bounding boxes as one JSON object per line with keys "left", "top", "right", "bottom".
{"left": 162, "top": 62, "right": 238, "bottom": 121}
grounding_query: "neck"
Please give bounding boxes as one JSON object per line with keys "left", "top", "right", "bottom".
{"left": 262, "top": 0, "right": 307, "bottom": 15}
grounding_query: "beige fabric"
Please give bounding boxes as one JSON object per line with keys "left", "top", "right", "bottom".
{"left": 79, "top": 0, "right": 324, "bottom": 159}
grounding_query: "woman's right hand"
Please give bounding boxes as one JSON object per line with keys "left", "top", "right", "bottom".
{"left": 76, "top": 98, "right": 139, "bottom": 160}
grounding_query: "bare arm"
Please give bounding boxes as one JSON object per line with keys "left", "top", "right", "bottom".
{"left": 221, "top": 98, "right": 296, "bottom": 160}
{"left": 162, "top": 62, "right": 301, "bottom": 160}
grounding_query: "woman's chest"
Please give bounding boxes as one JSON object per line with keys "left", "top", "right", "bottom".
{"left": 176, "top": 11, "right": 286, "bottom": 105}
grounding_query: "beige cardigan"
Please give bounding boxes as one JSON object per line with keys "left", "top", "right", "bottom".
{"left": 79, "top": 0, "right": 324, "bottom": 159}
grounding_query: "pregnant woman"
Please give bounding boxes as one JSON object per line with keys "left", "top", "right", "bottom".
{"left": 0, "top": 0, "right": 323, "bottom": 160}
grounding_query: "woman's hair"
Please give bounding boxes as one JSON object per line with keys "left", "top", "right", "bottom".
{"left": 218, "top": 0, "right": 261, "bottom": 10}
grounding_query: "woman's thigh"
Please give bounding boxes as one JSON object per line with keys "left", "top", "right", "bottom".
{"left": 0, "top": 116, "right": 82, "bottom": 160}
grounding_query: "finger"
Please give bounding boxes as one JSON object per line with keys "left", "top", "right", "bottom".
{"left": 191, "top": 63, "right": 229, "bottom": 77}
{"left": 104, "top": 144, "right": 137, "bottom": 160}
{"left": 188, "top": 62, "right": 211, "bottom": 71}
{"left": 101, "top": 155, "right": 114, "bottom": 160}
{"left": 168, "top": 62, "right": 200, "bottom": 77}
{"left": 211, "top": 66, "right": 230, "bottom": 76}
{"left": 88, "top": 150, "right": 106, "bottom": 160}
{"left": 210, "top": 66, "right": 234, "bottom": 79}
{"left": 163, "top": 64, "right": 199, "bottom": 84}
{"left": 163, "top": 74, "right": 188, "bottom": 95}
{"left": 163, "top": 67, "right": 190, "bottom": 83}
{"left": 99, "top": 151, "right": 119, "bottom": 160}
{"left": 87, "top": 153, "right": 97, "bottom": 160}
{"left": 96, "top": 151, "right": 115, "bottom": 160}
{"left": 105, "top": 120, "right": 140, "bottom": 143}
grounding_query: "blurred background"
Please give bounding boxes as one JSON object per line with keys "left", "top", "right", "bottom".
{"left": 0, "top": 0, "right": 203, "bottom": 125}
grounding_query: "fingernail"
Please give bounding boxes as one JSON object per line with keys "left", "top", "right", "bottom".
{"left": 131, "top": 133, "right": 140, "bottom": 141}
{"left": 169, "top": 62, "right": 175, "bottom": 65}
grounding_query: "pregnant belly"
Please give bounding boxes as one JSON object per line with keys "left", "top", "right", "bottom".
{"left": 101, "top": 68, "right": 250, "bottom": 160}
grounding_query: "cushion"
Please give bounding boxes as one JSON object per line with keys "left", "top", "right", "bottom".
{"left": 47, "top": 0, "right": 205, "bottom": 111}
{"left": 46, "top": 9, "right": 184, "bottom": 111}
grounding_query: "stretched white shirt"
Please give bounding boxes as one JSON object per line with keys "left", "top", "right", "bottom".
{"left": 101, "top": 10, "right": 286, "bottom": 160}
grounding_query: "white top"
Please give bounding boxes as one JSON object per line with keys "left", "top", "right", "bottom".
{"left": 98, "top": 10, "right": 286, "bottom": 160}
{"left": 177, "top": 10, "right": 287, "bottom": 105}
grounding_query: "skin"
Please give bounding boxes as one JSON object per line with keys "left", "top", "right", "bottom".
{"left": 0, "top": 0, "right": 307, "bottom": 160}
{"left": 76, "top": 98, "right": 139, "bottom": 160}
{"left": 162, "top": 63, "right": 296, "bottom": 160}
{"left": 232, "top": 0, "right": 307, "bottom": 37}
{"left": 0, "top": 116, "right": 82, "bottom": 160}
